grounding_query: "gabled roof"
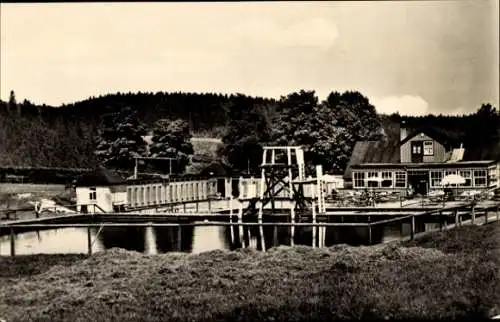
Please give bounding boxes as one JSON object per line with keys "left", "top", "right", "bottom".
{"left": 76, "top": 166, "right": 126, "bottom": 187}
{"left": 343, "top": 139, "right": 400, "bottom": 179}
{"left": 400, "top": 125, "right": 464, "bottom": 147}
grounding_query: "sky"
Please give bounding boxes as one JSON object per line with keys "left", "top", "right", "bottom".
{"left": 1, "top": 1, "right": 499, "bottom": 116}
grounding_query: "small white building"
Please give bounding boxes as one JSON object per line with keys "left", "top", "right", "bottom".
{"left": 75, "top": 167, "right": 127, "bottom": 213}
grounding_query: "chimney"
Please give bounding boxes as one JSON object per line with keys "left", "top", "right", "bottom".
{"left": 400, "top": 120, "right": 408, "bottom": 141}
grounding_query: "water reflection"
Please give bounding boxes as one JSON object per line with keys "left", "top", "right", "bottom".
{"left": 0, "top": 222, "right": 413, "bottom": 256}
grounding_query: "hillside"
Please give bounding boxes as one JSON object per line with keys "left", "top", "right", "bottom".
{"left": 0, "top": 91, "right": 498, "bottom": 174}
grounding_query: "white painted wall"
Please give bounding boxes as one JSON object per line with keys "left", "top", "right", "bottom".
{"left": 76, "top": 186, "right": 110, "bottom": 212}
{"left": 76, "top": 186, "right": 127, "bottom": 212}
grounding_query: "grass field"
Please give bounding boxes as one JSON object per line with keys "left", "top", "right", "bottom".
{"left": 0, "top": 222, "right": 499, "bottom": 321}
{"left": 0, "top": 184, "right": 68, "bottom": 214}
{"left": 0, "top": 183, "right": 66, "bottom": 195}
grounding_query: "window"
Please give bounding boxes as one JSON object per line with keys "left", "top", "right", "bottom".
{"left": 423, "top": 141, "right": 434, "bottom": 156}
{"left": 458, "top": 170, "right": 472, "bottom": 187}
{"left": 353, "top": 172, "right": 365, "bottom": 188}
{"left": 443, "top": 170, "right": 458, "bottom": 187}
{"left": 395, "top": 172, "right": 406, "bottom": 188}
{"left": 412, "top": 145, "right": 422, "bottom": 154}
{"left": 366, "top": 171, "right": 379, "bottom": 187}
{"left": 381, "top": 171, "right": 393, "bottom": 187}
{"left": 89, "top": 187, "right": 97, "bottom": 200}
{"left": 474, "top": 169, "right": 487, "bottom": 187}
{"left": 430, "top": 171, "right": 443, "bottom": 187}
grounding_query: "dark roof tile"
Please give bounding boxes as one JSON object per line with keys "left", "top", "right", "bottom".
{"left": 344, "top": 139, "right": 400, "bottom": 179}
{"left": 76, "top": 167, "right": 126, "bottom": 186}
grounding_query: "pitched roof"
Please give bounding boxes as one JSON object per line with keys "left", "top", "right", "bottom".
{"left": 400, "top": 125, "right": 464, "bottom": 147}
{"left": 76, "top": 167, "right": 126, "bottom": 186}
{"left": 343, "top": 139, "right": 400, "bottom": 179}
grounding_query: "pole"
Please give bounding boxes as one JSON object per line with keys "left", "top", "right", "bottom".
{"left": 134, "top": 158, "right": 138, "bottom": 179}
{"left": 290, "top": 204, "right": 295, "bottom": 247}
{"left": 169, "top": 159, "right": 172, "bottom": 176}
{"left": 229, "top": 197, "right": 235, "bottom": 244}
{"left": 410, "top": 215, "right": 415, "bottom": 240}
{"left": 312, "top": 200, "right": 317, "bottom": 248}
{"left": 177, "top": 226, "right": 182, "bottom": 252}
{"left": 10, "top": 228, "right": 15, "bottom": 257}
{"left": 87, "top": 226, "right": 92, "bottom": 256}
{"left": 238, "top": 203, "right": 244, "bottom": 248}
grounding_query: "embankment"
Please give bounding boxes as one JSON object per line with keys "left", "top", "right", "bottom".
{"left": 0, "top": 222, "right": 499, "bottom": 321}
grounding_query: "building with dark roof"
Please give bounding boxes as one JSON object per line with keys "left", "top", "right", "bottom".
{"left": 75, "top": 167, "right": 128, "bottom": 212}
{"left": 344, "top": 122, "right": 500, "bottom": 195}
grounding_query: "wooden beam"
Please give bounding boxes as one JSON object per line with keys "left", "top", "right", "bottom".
{"left": 410, "top": 215, "right": 415, "bottom": 240}
{"left": 87, "top": 226, "right": 92, "bottom": 256}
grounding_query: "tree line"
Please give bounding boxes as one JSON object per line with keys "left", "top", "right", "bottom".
{"left": 0, "top": 89, "right": 498, "bottom": 178}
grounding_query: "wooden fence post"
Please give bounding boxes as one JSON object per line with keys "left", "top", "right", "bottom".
{"left": 454, "top": 210, "right": 459, "bottom": 227}
{"left": 471, "top": 204, "right": 475, "bottom": 225}
{"left": 368, "top": 224, "right": 372, "bottom": 245}
{"left": 238, "top": 203, "right": 244, "bottom": 248}
{"left": 439, "top": 211, "right": 443, "bottom": 232}
{"left": 87, "top": 226, "right": 92, "bottom": 256}
{"left": 10, "top": 227, "right": 15, "bottom": 257}
{"left": 312, "top": 201, "right": 317, "bottom": 248}
{"left": 177, "top": 226, "right": 182, "bottom": 252}
{"left": 410, "top": 215, "right": 415, "bottom": 240}
{"left": 485, "top": 208, "right": 489, "bottom": 224}
{"left": 229, "top": 198, "right": 234, "bottom": 244}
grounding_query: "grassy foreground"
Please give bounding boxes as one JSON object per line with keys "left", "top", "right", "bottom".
{"left": 1, "top": 223, "right": 499, "bottom": 321}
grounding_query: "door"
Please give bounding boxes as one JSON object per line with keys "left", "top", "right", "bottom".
{"left": 411, "top": 141, "right": 424, "bottom": 163}
{"left": 408, "top": 171, "right": 429, "bottom": 196}
{"left": 217, "top": 178, "right": 226, "bottom": 198}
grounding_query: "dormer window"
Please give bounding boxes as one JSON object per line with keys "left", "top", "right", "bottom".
{"left": 423, "top": 141, "right": 434, "bottom": 156}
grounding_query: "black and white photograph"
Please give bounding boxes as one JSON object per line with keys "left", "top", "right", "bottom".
{"left": 0, "top": 1, "right": 499, "bottom": 321}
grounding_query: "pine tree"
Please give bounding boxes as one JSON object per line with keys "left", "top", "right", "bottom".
{"left": 94, "top": 107, "right": 148, "bottom": 170}
{"left": 149, "top": 118, "right": 194, "bottom": 174}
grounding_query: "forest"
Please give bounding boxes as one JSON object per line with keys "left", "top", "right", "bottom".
{"left": 0, "top": 89, "right": 498, "bottom": 178}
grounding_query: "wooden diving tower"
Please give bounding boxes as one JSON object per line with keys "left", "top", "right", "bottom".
{"left": 255, "top": 146, "right": 326, "bottom": 223}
